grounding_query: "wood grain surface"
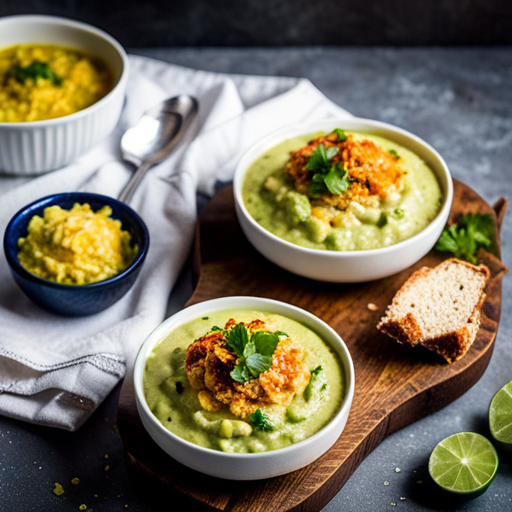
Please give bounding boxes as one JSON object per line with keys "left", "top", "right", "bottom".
{"left": 117, "top": 180, "right": 506, "bottom": 512}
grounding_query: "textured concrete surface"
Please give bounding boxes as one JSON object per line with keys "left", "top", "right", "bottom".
{"left": 1, "top": 47, "right": 511, "bottom": 511}
{"left": 1, "top": 2, "right": 512, "bottom": 46}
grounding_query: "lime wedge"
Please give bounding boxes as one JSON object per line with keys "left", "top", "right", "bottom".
{"left": 428, "top": 432, "right": 499, "bottom": 498}
{"left": 489, "top": 379, "right": 512, "bottom": 450}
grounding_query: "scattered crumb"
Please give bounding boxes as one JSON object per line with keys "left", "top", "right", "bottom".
{"left": 104, "top": 454, "right": 109, "bottom": 459}
{"left": 390, "top": 503, "right": 396, "bottom": 507}
{"left": 79, "top": 505, "right": 87, "bottom": 511}
{"left": 94, "top": 495, "right": 98, "bottom": 498}
{"left": 417, "top": 480, "right": 423, "bottom": 484}
{"left": 53, "top": 483, "right": 65, "bottom": 496}
{"left": 71, "top": 478, "right": 80, "bottom": 485}
{"left": 104, "top": 465, "right": 110, "bottom": 471}
{"left": 400, "top": 497, "right": 406, "bottom": 501}
{"left": 394, "top": 467, "right": 401, "bottom": 473}
{"left": 384, "top": 481, "right": 390, "bottom": 486}
{"left": 367, "top": 303, "right": 378, "bottom": 311}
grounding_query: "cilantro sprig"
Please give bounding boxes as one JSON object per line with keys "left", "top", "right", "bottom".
{"left": 250, "top": 409, "right": 274, "bottom": 432}
{"left": 224, "top": 324, "right": 286, "bottom": 383}
{"left": 306, "top": 129, "right": 351, "bottom": 197}
{"left": 434, "top": 213, "right": 497, "bottom": 264}
{"left": 7, "top": 60, "right": 62, "bottom": 86}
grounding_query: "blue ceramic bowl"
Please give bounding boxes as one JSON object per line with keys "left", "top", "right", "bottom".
{"left": 3, "top": 192, "right": 150, "bottom": 316}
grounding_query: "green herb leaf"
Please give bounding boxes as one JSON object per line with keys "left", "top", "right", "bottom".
{"left": 230, "top": 362, "right": 251, "bottom": 383}
{"left": 388, "top": 149, "right": 401, "bottom": 159}
{"left": 324, "top": 163, "right": 350, "bottom": 195}
{"left": 393, "top": 208, "right": 405, "bottom": 219}
{"left": 310, "top": 365, "right": 323, "bottom": 376}
{"left": 274, "top": 331, "right": 289, "bottom": 338}
{"left": 308, "top": 181, "right": 328, "bottom": 197}
{"left": 331, "top": 128, "right": 347, "bottom": 141}
{"left": 305, "top": 144, "right": 339, "bottom": 172}
{"left": 376, "top": 212, "right": 388, "bottom": 228}
{"left": 246, "top": 353, "right": 273, "bottom": 377}
{"left": 225, "top": 324, "right": 249, "bottom": 357}
{"left": 250, "top": 409, "right": 274, "bottom": 432}
{"left": 8, "top": 60, "right": 62, "bottom": 86}
{"left": 434, "top": 213, "right": 497, "bottom": 264}
{"left": 251, "top": 331, "right": 280, "bottom": 356}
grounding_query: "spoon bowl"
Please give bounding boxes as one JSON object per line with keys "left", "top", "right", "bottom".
{"left": 118, "top": 95, "right": 199, "bottom": 203}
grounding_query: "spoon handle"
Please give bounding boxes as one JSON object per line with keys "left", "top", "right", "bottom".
{"left": 118, "top": 161, "right": 153, "bottom": 204}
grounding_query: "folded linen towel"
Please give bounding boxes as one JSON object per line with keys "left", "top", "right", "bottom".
{"left": 0, "top": 54, "right": 352, "bottom": 430}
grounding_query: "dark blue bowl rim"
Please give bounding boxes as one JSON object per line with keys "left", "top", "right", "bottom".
{"left": 3, "top": 192, "right": 150, "bottom": 290}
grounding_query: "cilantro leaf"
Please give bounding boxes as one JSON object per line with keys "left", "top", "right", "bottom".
{"left": 250, "top": 409, "right": 274, "bottom": 432}
{"left": 225, "top": 324, "right": 249, "bottom": 357}
{"left": 308, "top": 181, "right": 328, "bottom": 197}
{"left": 246, "top": 353, "right": 273, "bottom": 377}
{"left": 251, "top": 331, "right": 279, "bottom": 356}
{"left": 331, "top": 128, "right": 347, "bottom": 141}
{"left": 434, "top": 213, "right": 497, "bottom": 264}
{"left": 310, "top": 365, "right": 323, "bottom": 376}
{"left": 221, "top": 324, "right": 281, "bottom": 384}
{"left": 376, "top": 212, "right": 388, "bottom": 228}
{"left": 324, "top": 163, "right": 350, "bottom": 195}
{"left": 388, "top": 149, "right": 400, "bottom": 159}
{"left": 230, "top": 362, "right": 251, "bottom": 383}
{"left": 8, "top": 60, "right": 62, "bottom": 86}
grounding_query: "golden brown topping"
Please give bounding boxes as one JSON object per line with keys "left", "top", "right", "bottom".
{"left": 184, "top": 319, "right": 310, "bottom": 419}
{"left": 285, "top": 133, "right": 404, "bottom": 210}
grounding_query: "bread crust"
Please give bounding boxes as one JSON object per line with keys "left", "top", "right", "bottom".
{"left": 377, "top": 258, "right": 490, "bottom": 363}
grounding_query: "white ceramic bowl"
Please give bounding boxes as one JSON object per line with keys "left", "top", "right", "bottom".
{"left": 133, "top": 296, "right": 355, "bottom": 480}
{"left": 233, "top": 118, "right": 453, "bottom": 283}
{"left": 0, "top": 15, "right": 128, "bottom": 175}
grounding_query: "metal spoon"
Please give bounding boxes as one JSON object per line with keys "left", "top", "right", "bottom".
{"left": 118, "top": 95, "right": 199, "bottom": 204}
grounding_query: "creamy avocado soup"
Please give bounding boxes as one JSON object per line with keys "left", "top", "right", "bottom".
{"left": 143, "top": 309, "right": 344, "bottom": 453}
{"left": 242, "top": 130, "right": 442, "bottom": 251}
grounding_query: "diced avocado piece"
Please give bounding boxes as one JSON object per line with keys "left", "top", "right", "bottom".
{"left": 286, "top": 407, "right": 306, "bottom": 424}
{"left": 284, "top": 191, "right": 311, "bottom": 224}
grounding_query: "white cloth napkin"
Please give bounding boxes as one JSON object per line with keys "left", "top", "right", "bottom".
{"left": 0, "top": 54, "right": 352, "bottom": 430}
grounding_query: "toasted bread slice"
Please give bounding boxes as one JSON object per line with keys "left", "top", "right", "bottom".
{"left": 377, "top": 258, "right": 490, "bottom": 363}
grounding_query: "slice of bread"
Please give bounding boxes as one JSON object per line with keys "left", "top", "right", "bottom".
{"left": 377, "top": 258, "right": 490, "bottom": 363}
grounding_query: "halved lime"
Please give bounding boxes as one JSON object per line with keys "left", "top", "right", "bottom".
{"left": 489, "top": 379, "right": 512, "bottom": 451}
{"left": 428, "top": 432, "right": 499, "bottom": 498}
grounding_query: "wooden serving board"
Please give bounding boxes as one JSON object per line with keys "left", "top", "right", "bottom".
{"left": 117, "top": 180, "right": 506, "bottom": 512}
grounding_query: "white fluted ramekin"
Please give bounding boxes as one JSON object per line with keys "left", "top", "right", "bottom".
{"left": 0, "top": 15, "right": 128, "bottom": 175}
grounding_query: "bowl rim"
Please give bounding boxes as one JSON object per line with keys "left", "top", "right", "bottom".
{"left": 133, "top": 296, "right": 355, "bottom": 460}
{"left": 3, "top": 192, "right": 150, "bottom": 289}
{"left": 233, "top": 117, "right": 453, "bottom": 260}
{"left": 0, "top": 14, "right": 129, "bottom": 128}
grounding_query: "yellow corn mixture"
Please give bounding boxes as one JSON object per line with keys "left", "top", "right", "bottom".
{"left": 0, "top": 44, "right": 113, "bottom": 122}
{"left": 18, "top": 203, "right": 138, "bottom": 285}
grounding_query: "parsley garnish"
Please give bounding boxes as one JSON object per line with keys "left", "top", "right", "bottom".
{"left": 376, "top": 212, "right": 388, "bottom": 228}
{"left": 7, "top": 60, "right": 62, "bottom": 86}
{"left": 305, "top": 143, "right": 350, "bottom": 197}
{"left": 250, "top": 409, "right": 274, "bottom": 432}
{"left": 331, "top": 128, "right": 347, "bottom": 141}
{"left": 388, "top": 149, "right": 401, "bottom": 159}
{"left": 434, "top": 213, "right": 497, "bottom": 264}
{"left": 224, "top": 324, "right": 280, "bottom": 383}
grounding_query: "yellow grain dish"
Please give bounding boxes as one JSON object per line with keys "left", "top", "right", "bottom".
{"left": 18, "top": 203, "right": 138, "bottom": 285}
{"left": 0, "top": 44, "right": 113, "bottom": 122}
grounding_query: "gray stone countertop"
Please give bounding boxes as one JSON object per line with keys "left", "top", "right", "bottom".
{"left": 1, "top": 47, "right": 511, "bottom": 511}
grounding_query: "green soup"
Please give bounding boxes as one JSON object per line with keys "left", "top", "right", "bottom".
{"left": 143, "top": 309, "right": 345, "bottom": 453}
{"left": 242, "top": 131, "right": 442, "bottom": 251}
